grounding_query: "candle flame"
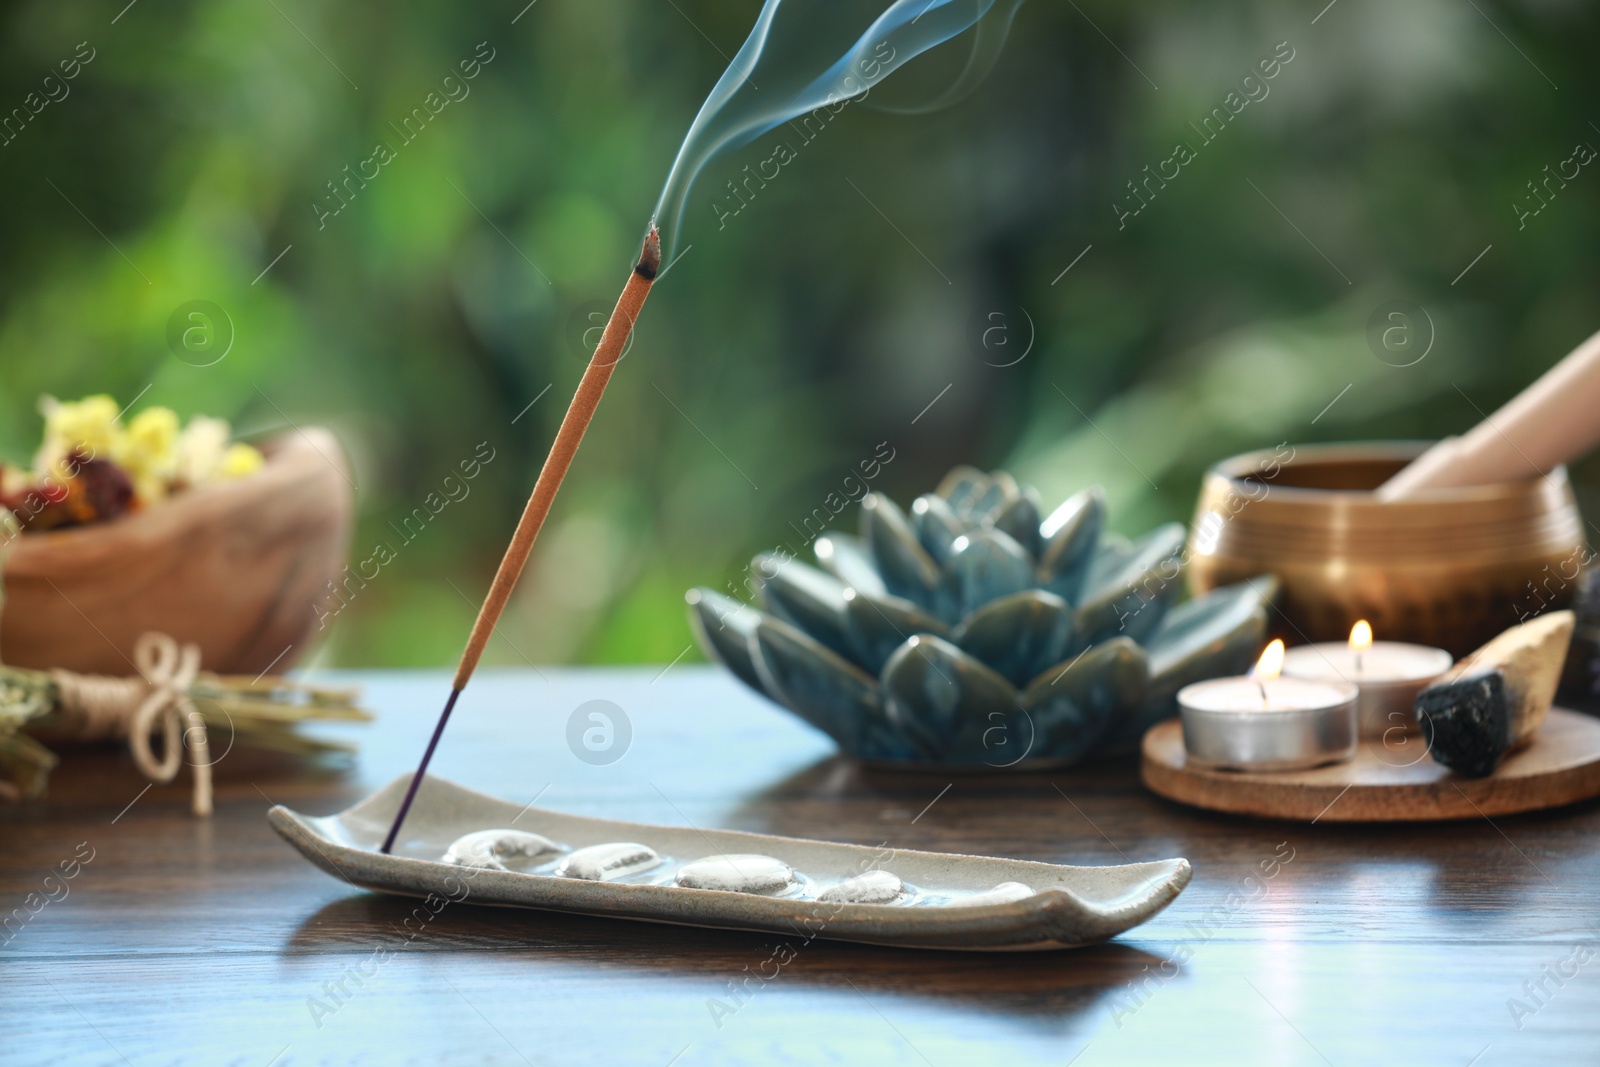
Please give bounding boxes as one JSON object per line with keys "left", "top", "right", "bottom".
{"left": 1253, "top": 639, "right": 1285, "bottom": 681}
{"left": 1349, "top": 619, "right": 1373, "bottom": 653}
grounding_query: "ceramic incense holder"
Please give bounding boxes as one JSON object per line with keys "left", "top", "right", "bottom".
{"left": 690, "top": 467, "right": 1275, "bottom": 770}
{"left": 270, "top": 775, "right": 1192, "bottom": 952}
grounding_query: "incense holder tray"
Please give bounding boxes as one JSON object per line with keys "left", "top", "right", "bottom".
{"left": 688, "top": 466, "right": 1275, "bottom": 770}
{"left": 268, "top": 774, "right": 1191, "bottom": 951}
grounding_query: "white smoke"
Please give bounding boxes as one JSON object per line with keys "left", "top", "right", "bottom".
{"left": 652, "top": 0, "right": 1026, "bottom": 254}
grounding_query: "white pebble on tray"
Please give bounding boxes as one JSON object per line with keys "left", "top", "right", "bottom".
{"left": 818, "top": 869, "right": 904, "bottom": 904}
{"left": 675, "top": 854, "right": 794, "bottom": 894}
{"left": 442, "top": 829, "right": 563, "bottom": 871}
{"left": 562, "top": 842, "right": 662, "bottom": 881}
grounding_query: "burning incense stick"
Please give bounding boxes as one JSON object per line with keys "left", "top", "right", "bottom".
{"left": 380, "top": 225, "right": 661, "bottom": 854}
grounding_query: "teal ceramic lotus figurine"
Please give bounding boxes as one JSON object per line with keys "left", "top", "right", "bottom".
{"left": 688, "top": 467, "right": 1276, "bottom": 769}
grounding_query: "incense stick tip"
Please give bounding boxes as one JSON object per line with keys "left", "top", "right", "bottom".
{"left": 636, "top": 224, "right": 662, "bottom": 280}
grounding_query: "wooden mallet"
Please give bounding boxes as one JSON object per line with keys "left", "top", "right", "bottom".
{"left": 1378, "top": 327, "right": 1600, "bottom": 499}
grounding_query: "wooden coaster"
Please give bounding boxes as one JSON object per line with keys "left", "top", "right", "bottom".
{"left": 1141, "top": 707, "right": 1600, "bottom": 822}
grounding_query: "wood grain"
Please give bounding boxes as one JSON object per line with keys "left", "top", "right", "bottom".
{"left": 1141, "top": 707, "right": 1600, "bottom": 822}
{"left": 1, "top": 429, "right": 351, "bottom": 676}
{"left": 4, "top": 667, "right": 1600, "bottom": 1065}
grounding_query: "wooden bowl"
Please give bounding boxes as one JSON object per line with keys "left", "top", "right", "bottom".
{"left": 1186, "top": 442, "right": 1585, "bottom": 658}
{"left": 1, "top": 429, "right": 352, "bottom": 675}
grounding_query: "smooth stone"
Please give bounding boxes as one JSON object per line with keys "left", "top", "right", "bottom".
{"left": 953, "top": 590, "right": 1075, "bottom": 687}
{"left": 818, "top": 869, "right": 904, "bottom": 904}
{"left": 843, "top": 587, "right": 950, "bottom": 676}
{"left": 753, "top": 552, "right": 854, "bottom": 661}
{"left": 881, "top": 635, "right": 1023, "bottom": 761}
{"left": 813, "top": 532, "right": 886, "bottom": 597}
{"left": 952, "top": 881, "right": 1035, "bottom": 907}
{"left": 675, "top": 853, "right": 795, "bottom": 894}
{"left": 1038, "top": 488, "right": 1106, "bottom": 604}
{"left": 562, "top": 842, "right": 661, "bottom": 881}
{"left": 910, "top": 494, "right": 967, "bottom": 565}
{"left": 944, "top": 528, "right": 1035, "bottom": 621}
{"left": 1074, "top": 524, "right": 1185, "bottom": 646}
{"left": 442, "top": 829, "right": 564, "bottom": 871}
{"left": 1022, "top": 637, "right": 1149, "bottom": 763}
{"left": 934, "top": 465, "right": 986, "bottom": 512}
{"left": 990, "top": 489, "right": 1043, "bottom": 560}
{"left": 1099, "top": 577, "right": 1276, "bottom": 753}
{"left": 686, "top": 588, "right": 769, "bottom": 696}
{"left": 1419, "top": 611, "right": 1574, "bottom": 777}
{"left": 861, "top": 493, "right": 942, "bottom": 611}
{"left": 751, "top": 617, "right": 907, "bottom": 757}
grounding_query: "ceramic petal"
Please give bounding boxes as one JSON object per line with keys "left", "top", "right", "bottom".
{"left": 961, "top": 470, "right": 1021, "bottom": 525}
{"left": 861, "top": 492, "right": 942, "bottom": 611}
{"left": 991, "top": 488, "right": 1043, "bottom": 560}
{"left": 881, "top": 635, "right": 1023, "bottom": 762}
{"left": 954, "top": 590, "right": 1075, "bottom": 687}
{"left": 1038, "top": 488, "right": 1106, "bottom": 603}
{"left": 910, "top": 494, "right": 967, "bottom": 566}
{"left": 843, "top": 587, "right": 951, "bottom": 676}
{"left": 935, "top": 465, "right": 986, "bottom": 511}
{"left": 750, "top": 617, "right": 902, "bottom": 755}
{"left": 686, "top": 588, "right": 770, "bottom": 697}
{"left": 753, "top": 552, "right": 854, "bottom": 661}
{"left": 813, "top": 532, "right": 887, "bottom": 596}
{"left": 944, "top": 528, "right": 1035, "bottom": 621}
{"left": 1021, "top": 637, "right": 1149, "bottom": 763}
{"left": 1074, "top": 524, "right": 1185, "bottom": 646}
{"left": 1081, "top": 532, "right": 1132, "bottom": 592}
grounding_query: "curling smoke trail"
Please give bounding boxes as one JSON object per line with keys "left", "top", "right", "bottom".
{"left": 652, "top": 0, "right": 1026, "bottom": 255}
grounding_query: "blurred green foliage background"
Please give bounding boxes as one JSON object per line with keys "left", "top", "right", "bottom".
{"left": 0, "top": 0, "right": 1596, "bottom": 667}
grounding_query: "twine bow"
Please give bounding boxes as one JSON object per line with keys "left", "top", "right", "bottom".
{"left": 50, "top": 632, "right": 213, "bottom": 815}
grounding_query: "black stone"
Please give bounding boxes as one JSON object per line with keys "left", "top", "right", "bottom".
{"left": 1417, "top": 668, "right": 1510, "bottom": 778}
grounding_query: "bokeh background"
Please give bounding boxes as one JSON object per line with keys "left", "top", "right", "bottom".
{"left": 1, "top": 0, "right": 1596, "bottom": 668}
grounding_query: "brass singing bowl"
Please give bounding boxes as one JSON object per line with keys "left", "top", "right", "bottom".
{"left": 1186, "top": 442, "right": 1585, "bottom": 658}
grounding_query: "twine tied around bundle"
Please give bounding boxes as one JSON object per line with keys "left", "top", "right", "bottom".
{"left": 49, "top": 632, "right": 213, "bottom": 816}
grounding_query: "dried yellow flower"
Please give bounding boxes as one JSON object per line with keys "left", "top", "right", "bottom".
{"left": 35, "top": 394, "right": 121, "bottom": 479}
{"left": 116, "top": 407, "right": 182, "bottom": 504}
{"left": 12, "top": 397, "right": 267, "bottom": 523}
{"left": 220, "top": 442, "right": 265, "bottom": 479}
{"left": 175, "top": 416, "right": 231, "bottom": 486}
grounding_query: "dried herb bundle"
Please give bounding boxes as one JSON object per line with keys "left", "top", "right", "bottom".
{"left": 0, "top": 663, "right": 368, "bottom": 802}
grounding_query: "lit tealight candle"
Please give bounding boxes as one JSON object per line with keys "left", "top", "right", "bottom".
{"left": 1178, "top": 640, "right": 1359, "bottom": 772}
{"left": 1280, "top": 621, "right": 1453, "bottom": 739}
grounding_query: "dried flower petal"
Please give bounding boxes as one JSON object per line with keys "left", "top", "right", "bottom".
{"left": 220, "top": 442, "right": 264, "bottom": 480}
{"left": 117, "top": 407, "right": 181, "bottom": 505}
{"left": 35, "top": 394, "right": 122, "bottom": 480}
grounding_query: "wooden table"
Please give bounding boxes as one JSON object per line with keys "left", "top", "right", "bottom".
{"left": 4, "top": 667, "right": 1599, "bottom": 1066}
